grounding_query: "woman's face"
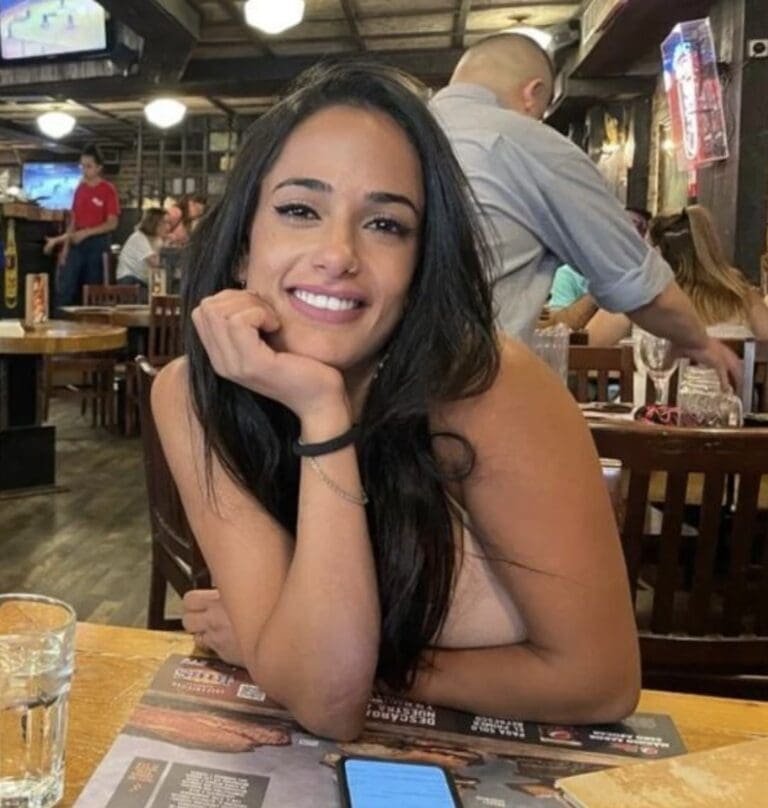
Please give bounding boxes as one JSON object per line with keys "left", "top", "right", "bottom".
{"left": 80, "top": 156, "right": 101, "bottom": 183}
{"left": 242, "top": 104, "right": 424, "bottom": 377}
{"left": 157, "top": 214, "right": 172, "bottom": 238}
{"left": 188, "top": 199, "right": 205, "bottom": 220}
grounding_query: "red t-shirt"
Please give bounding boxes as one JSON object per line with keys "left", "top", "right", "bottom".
{"left": 72, "top": 179, "right": 120, "bottom": 230}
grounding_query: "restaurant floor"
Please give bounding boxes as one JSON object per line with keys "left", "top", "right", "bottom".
{"left": 0, "top": 398, "right": 181, "bottom": 626}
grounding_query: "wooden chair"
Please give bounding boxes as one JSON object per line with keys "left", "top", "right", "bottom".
{"left": 136, "top": 355, "right": 210, "bottom": 630}
{"left": 83, "top": 283, "right": 141, "bottom": 306}
{"left": 591, "top": 421, "right": 768, "bottom": 699}
{"left": 45, "top": 284, "right": 142, "bottom": 427}
{"left": 123, "top": 295, "right": 183, "bottom": 436}
{"left": 147, "top": 294, "right": 183, "bottom": 366}
{"left": 729, "top": 339, "right": 768, "bottom": 414}
{"left": 568, "top": 345, "right": 634, "bottom": 403}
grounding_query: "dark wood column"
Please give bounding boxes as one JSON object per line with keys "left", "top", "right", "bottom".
{"left": 696, "top": 0, "right": 745, "bottom": 264}
{"left": 734, "top": 1, "right": 768, "bottom": 280}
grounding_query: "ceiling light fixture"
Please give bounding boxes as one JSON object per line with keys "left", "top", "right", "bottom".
{"left": 144, "top": 98, "right": 187, "bottom": 129}
{"left": 244, "top": 0, "right": 305, "bottom": 35}
{"left": 36, "top": 111, "right": 76, "bottom": 139}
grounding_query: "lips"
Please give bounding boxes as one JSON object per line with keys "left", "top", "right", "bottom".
{"left": 287, "top": 285, "right": 367, "bottom": 324}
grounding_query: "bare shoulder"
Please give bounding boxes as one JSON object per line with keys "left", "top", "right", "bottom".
{"left": 152, "top": 355, "right": 190, "bottom": 416}
{"left": 435, "top": 335, "right": 581, "bottom": 436}
{"left": 150, "top": 356, "right": 205, "bottom": 481}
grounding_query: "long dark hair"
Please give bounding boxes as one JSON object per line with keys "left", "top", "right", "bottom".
{"left": 650, "top": 205, "right": 752, "bottom": 326}
{"left": 184, "top": 61, "right": 499, "bottom": 690}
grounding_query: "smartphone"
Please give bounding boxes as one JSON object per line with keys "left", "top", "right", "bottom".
{"left": 337, "top": 756, "right": 462, "bottom": 808}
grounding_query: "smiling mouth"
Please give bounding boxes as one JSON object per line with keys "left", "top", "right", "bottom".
{"left": 290, "top": 289, "right": 363, "bottom": 312}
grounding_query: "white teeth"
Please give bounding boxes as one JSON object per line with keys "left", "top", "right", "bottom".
{"left": 292, "top": 289, "right": 359, "bottom": 311}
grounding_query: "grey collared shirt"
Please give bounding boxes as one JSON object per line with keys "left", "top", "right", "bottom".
{"left": 430, "top": 83, "right": 673, "bottom": 340}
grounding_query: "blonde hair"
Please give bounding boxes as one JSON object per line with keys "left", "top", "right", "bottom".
{"left": 649, "top": 204, "right": 753, "bottom": 326}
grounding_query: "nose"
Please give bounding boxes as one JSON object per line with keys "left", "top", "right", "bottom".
{"left": 311, "top": 221, "right": 359, "bottom": 276}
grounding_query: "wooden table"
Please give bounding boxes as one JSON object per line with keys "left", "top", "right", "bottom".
{"left": 64, "top": 623, "right": 768, "bottom": 807}
{"left": 60, "top": 305, "right": 150, "bottom": 329}
{"left": 0, "top": 320, "right": 126, "bottom": 491}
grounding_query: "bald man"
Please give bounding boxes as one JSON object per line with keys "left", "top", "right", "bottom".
{"left": 430, "top": 34, "right": 739, "bottom": 386}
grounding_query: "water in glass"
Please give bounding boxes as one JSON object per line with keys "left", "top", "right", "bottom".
{"left": 0, "top": 596, "right": 75, "bottom": 808}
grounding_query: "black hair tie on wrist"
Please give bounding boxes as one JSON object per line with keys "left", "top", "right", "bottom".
{"left": 293, "top": 425, "right": 359, "bottom": 457}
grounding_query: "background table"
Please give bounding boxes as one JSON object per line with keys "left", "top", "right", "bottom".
{"left": 60, "top": 305, "right": 150, "bottom": 330}
{"left": 64, "top": 623, "right": 768, "bottom": 808}
{"left": 0, "top": 320, "right": 126, "bottom": 491}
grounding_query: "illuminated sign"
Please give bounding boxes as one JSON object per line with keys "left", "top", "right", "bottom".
{"left": 661, "top": 18, "right": 728, "bottom": 168}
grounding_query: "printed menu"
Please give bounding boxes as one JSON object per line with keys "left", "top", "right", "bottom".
{"left": 74, "top": 655, "right": 686, "bottom": 808}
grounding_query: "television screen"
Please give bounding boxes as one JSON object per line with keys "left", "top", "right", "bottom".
{"left": 0, "top": 0, "right": 106, "bottom": 61}
{"left": 22, "top": 162, "right": 81, "bottom": 209}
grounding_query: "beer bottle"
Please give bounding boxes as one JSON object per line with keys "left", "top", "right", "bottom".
{"left": 4, "top": 219, "right": 18, "bottom": 310}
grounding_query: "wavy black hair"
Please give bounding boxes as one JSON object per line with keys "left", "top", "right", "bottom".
{"left": 183, "top": 61, "right": 500, "bottom": 690}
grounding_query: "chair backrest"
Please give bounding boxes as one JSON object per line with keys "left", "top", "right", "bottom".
{"left": 568, "top": 345, "right": 634, "bottom": 403}
{"left": 721, "top": 338, "right": 768, "bottom": 414}
{"left": 590, "top": 421, "right": 768, "bottom": 695}
{"left": 147, "top": 294, "right": 183, "bottom": 366}
{"left": 83, "top": 283, "right": 141, "bottom": 306}
{"left": 136, "top": 355, "right": 210, "bottom": 626}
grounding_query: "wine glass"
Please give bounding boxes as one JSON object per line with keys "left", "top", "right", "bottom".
{"left": 634, "top": 330, "right": 679, "bottom": 404}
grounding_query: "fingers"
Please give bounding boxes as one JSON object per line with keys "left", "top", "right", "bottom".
{"left": 182, "top": 589, "right": 221, "bottom": 638}
{"left": 191, "top": 290, "right": 282, "bottom": 387}
{"left": 183, "top": 588, "right": 220, "bottom": 611}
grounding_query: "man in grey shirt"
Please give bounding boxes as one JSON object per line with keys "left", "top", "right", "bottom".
{"left": 431, "top": 34, "right": 738, "bottom": 384}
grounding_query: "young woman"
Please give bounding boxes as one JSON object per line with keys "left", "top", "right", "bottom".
{"left": 153, "top": 63, "right": 639, "bottom": 741}
{"left": 45, "top": 143, "right": 121, "bottom": 309}
{"left": 116, "top": 207, "right": 170, "bottom": 291}
{"left": 588, "top": 204, "right": 768, "bottom": 345}
{"left": 166, "top": 193, "right": 207, "bottom": 247}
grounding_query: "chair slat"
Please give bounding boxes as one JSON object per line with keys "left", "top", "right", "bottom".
{"left": 623, "top": 470, "right": 650, "bottom": 603}
{"left": 687, "top": 471, "right": 726, "bottom": 635}
{"left": 722, "top": 473, "right": 761, "bottom": 635}
{"left": 651, "top": 472, "right": 688, "bottom": 634}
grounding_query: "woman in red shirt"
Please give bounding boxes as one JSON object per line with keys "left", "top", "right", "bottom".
{"left": 47, "top": 143, "right": 120, "bottom": 309}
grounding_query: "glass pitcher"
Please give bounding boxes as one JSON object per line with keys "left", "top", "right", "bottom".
{"left": 678, "top": 366, "right": 743, "bottom": 427}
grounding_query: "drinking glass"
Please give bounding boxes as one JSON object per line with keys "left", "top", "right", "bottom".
{"left": 634, "top": 330, "right": 679, "bottom": 404}
{"left": 530, "top": 323, "right": 570, "bottom": 385}
{"left": 0, "top": 594, "right": 76, "bottom": 808}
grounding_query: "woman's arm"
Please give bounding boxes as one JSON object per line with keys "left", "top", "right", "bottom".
{"left": 154, "top": 300, "right": 380, "bottom": 739}
{"left": 411, "top": 339, "right": 640, "bottom": 723}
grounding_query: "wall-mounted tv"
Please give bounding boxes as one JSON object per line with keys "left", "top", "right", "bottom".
{"left": 0, "top": 0, "right": 107, "bottom": 61}
{"left": 22, "top": 161, "right": 81, "bottom": 209}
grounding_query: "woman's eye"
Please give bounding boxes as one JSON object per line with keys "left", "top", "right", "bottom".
{"left": 366, "top": 217, "right": 413, "bottom": 237}
{"left": 274, "top": 203, "right": 318, "bottom": 220}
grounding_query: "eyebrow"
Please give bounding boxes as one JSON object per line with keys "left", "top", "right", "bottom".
{"left": 272, "top": 177, "right": 421, "bottom": 216}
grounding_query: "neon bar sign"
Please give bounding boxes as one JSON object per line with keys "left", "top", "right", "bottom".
{"left": 661, "top": 18, "right": 728, "bottom": 168}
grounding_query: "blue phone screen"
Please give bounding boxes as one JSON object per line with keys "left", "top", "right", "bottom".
{"left": 343, "top": 759, "right": 458, "bottom": 808}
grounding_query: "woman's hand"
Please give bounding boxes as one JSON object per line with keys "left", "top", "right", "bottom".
{"left": 182, "top": 588, "right": 245, "bottom": 666}
{"left": 191, "top": 289, "right": 348, "bottom": 421}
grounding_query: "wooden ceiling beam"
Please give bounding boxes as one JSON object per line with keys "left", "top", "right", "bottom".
{"left": 339, "top": 0, "right": 366, "bottom": 52}
{"left": 452, "top": 0, "right": 472, "bottom": 49}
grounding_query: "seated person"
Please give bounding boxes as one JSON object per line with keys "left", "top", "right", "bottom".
{"left": 165, "top": 193, "right": 207, "bottom": 247}
{"left": 152, "top": 63, "right": 640, "bottom": 741}
{"left": 587, "top": 205, "right": 768, "bottom": 345}
{"left": 116, "top": 208, "right": 170, "bottom": 293}
{"left": 544, "top": 209, "right": 653, "bottom": 333}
